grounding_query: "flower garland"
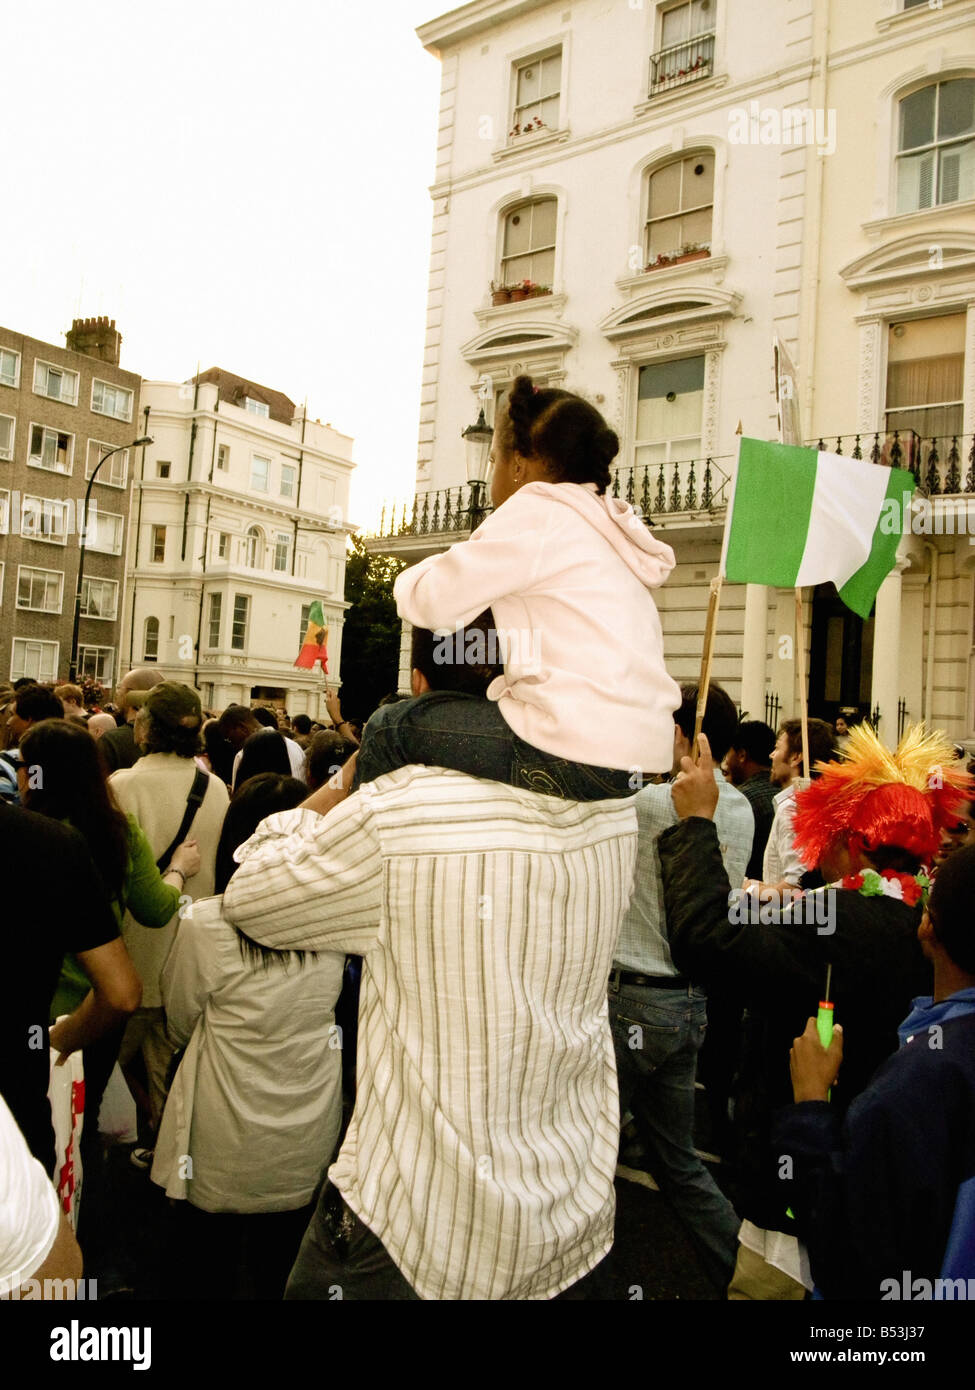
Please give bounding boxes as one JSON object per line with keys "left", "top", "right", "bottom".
{"left": 841, "top": 867, "right": 930, "bottom": 908}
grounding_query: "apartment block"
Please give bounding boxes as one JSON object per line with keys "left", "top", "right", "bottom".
{"left": 127, "top": 370, "right": 354, "bottom": 718}
{"left": 0, "top": 317, "right": 141, "bottom": 688}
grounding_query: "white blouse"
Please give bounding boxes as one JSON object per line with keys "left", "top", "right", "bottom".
{"left": 152, "top": 895, "right": 345, "bottom": 1213}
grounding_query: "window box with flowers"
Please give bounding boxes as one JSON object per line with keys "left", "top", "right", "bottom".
{"left": 651, "top": 48, "right": 713, "bottom": 91}
{"left": 645, "top": 243, "right": 711, "bottom": 272}
{"left": 511, "top": 280, "right": 552, "bottom": 302}
{"left": 508, "top": 116, "right": 548, "bottom": 140}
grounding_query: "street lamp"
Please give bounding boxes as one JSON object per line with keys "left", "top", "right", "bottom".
{"left": 461, "top": 407, "right": 493, "bottom": 531}
{"left": 69, "top": 436, "right": 153, "bottom": 684}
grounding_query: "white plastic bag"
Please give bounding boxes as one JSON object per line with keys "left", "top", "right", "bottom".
{"left": 97, "top": 1063, "right": 138, "bottom": 1143}
{"left": 48, "top": 1048, "right": 85, "bottom": 1230}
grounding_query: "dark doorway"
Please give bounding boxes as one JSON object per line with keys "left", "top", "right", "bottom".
{"left": 250, "top": 685, "right": 287, "bottom": 706}
{"left": 808, "top": 583, "right": 874, "bottom": 725}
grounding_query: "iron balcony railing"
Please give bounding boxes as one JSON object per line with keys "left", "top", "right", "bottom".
{"left": 648, "top": 31, "right": 715, "bottom": 95}
{"left": 611, "top": 453, "right": 731, "bottom": 515}
{"left": 368, "top": 434, "right": 975, "bottom": 543}
{"left": 369, "top": 453, "right": 732, "bottom": 541}
{"left": 373, "top": 487, "right": 487, "bottom": 540}
{"left": 808, "top": 431, "right": 975, "bottom": 497}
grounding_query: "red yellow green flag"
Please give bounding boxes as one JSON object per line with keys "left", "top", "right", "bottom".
{"left": 294, "top": 600, "right": 328, "bottom": 671}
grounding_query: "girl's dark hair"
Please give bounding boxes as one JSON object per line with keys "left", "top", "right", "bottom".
{"left": 202, "top": 718, "right": 235, "bottom": 786}
{"left": 306, "top": 731, "right": 358, "bottom": 793}
{"left": 503, "top": 374, "right": 619, "bottom": 495}
{"left": 19, "top": 718, "right": 130, "bottom": 899}
{"left": 214, "top": 772, "right": 313, "bottom": 968}
{"left": 235, "top": 728, "right": 292, "bottom": 790}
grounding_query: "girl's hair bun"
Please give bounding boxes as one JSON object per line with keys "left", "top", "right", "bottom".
{"left": 506, "top": 375, "right": 544, "bottom": 458}
{"left": 508, "top": 375, "right": 537, "bottom": 409}
{"left": 500, "top": 376, "right": 619, "bottom": 494}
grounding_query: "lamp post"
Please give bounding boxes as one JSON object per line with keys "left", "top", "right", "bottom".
{"left": 461, "top": 407, "right": 493, "bottom": 531}
{"left": 69, "top": 436, "right": 153, "bottom": 684}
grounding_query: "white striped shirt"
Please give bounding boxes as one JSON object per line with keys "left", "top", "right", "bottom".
{"left": 222, "top": 766, "right": 638, "bottom": 1300}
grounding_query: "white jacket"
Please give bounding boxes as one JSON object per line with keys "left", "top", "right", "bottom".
{"left": 394, "top": 481, "right": 681, "bottom": 773}
{"left": 151, "top": 896, "right": 345, "bottom": 1213}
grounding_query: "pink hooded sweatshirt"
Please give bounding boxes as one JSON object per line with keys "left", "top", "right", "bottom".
{"left": 393, "top": 481, "right": 681, "bottom": 774}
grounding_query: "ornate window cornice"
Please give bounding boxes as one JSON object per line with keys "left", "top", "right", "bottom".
{"left": 460, "top": 317, "right": 579, "bottom": 371}
{"left": 840, "top": 232, "right": 975, "bottom": 295}
{"left": 599, "top": 287, "right": 741, "bottom": 346}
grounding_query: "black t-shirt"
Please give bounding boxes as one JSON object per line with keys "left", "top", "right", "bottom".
{"left": 0, "top": 803, "right": 119, "bottom": 1174}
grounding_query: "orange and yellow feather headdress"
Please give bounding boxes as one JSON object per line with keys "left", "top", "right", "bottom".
{"left": 792, "top": 722, "right": 974, "bottom": 868}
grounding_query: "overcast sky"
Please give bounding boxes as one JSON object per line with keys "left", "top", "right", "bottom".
{"left": 1, "top": 0, "right": 444, "bottom": 530}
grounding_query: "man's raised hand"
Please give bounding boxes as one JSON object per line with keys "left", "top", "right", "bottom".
{"left": 670, "top": 732, "right": 719, "bottom": 821}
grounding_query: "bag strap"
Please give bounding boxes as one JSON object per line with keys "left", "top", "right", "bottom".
{"left": 156, "top": 768, "right": 209, "bottom": 873}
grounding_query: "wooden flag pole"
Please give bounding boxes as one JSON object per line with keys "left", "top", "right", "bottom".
{"left": 694, "top": 576, "right": 724, "bottom": 747}
{"left": 794, "top": 588, "right": 811, "bottom": 784}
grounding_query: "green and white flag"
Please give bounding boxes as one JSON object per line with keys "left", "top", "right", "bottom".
{"left": 721, "top": 438, "right": 916, "bottom": 619}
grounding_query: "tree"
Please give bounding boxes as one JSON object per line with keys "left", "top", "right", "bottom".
{"left": 338, "top": 534, "right": 408, "bottom": 724}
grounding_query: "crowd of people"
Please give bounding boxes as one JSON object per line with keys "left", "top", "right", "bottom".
{"left": 2, "top": 374, "right": 974, "bottom": 1304}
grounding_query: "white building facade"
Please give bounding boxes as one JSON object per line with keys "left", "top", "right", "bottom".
{"left": 124, "top": 371, "right": 354, "bottom": 717}
{"left": 370, "top": 0, "right": 975, "bottom": 745}
{"left": 806, "top": 0, "right": 975, "bottom": 746}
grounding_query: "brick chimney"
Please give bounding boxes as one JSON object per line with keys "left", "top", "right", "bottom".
{"left": 65, "top": 315, "right": 122, "bottom": 366}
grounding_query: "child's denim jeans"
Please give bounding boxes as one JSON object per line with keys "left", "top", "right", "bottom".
{"left": 355, "top": 690, "right": 636, "bottom": 801}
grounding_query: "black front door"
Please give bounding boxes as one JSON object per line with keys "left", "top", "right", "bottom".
{"left": 808, "top": 583, "right": 874, "bottom": 724}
